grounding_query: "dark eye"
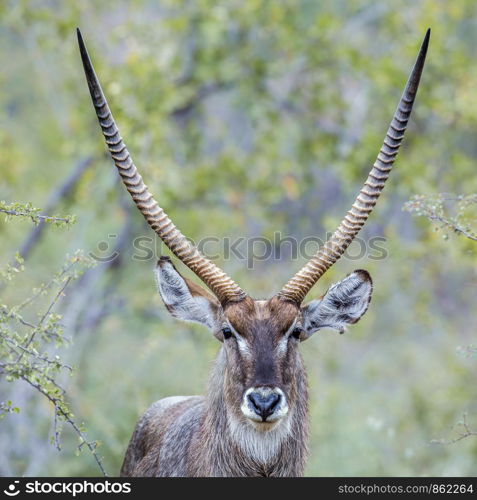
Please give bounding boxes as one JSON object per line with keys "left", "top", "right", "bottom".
{"left": 291, "top": 327, "right": 302, "bottom": 340}
{"left": 222, "top": 327, "right": 233, "bottom": 340}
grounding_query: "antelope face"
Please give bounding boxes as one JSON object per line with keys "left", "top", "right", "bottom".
{"left": 222, "top": 297, "right": 300, "bottom": 427}
{"left": 155, "top": 257, "right": 373, "bottom": 429}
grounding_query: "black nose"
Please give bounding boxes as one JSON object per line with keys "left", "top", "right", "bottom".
{"left": 248, "top": 391, "right": 281, "bottom": 421}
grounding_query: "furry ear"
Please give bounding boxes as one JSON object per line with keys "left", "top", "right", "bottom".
{"left": 154, "top": 257, "right": 221, "bottom": 329}
{"left": 301, "top": 270, "right": 373, "bottom": 338}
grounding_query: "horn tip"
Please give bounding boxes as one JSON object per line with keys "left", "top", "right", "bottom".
{"left": 76, "top": 27, "right": 99, "bottom": 94}
{"left": 76, "top": 27, "right": 84, "bottom": 48}
{"left": 405, "top": 27, "right": 431, "bottom": 94}
{"left": 421, "top": 27, "right": 431, "bottom": 50}
{"left": 417, "top": 28, "right": 431, "bottom": 60}
{"left": 76, "top": 27, "right": 88, "bottom": 62}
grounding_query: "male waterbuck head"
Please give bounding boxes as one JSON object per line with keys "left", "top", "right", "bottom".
{"left": 78, "top": 28, "right": 429, "bottom": 476}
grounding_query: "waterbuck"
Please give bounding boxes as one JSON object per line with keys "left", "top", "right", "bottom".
{"left": 77, "top": 28, "right": 429, "bottom": 477}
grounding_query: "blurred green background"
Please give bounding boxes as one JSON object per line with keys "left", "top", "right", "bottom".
{"left": 1, "top": 0, "right": 476, "bottom": 476}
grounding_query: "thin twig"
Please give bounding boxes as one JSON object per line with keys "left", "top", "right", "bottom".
{"left": 16, "top": 277, "right": 72, "bottom": 365}
{"left": 1, "top": 335, "right": 72, "bottom": 371}
{"left": 16, "top": 260, "right": 77, "bottom": 312}
{"left": 21, "top": 376, "right": 108, "bottom": 476}
{"left": 432, "top": 414, "right": 477, "bottom": 445}
{"left": 425, "top": 213, "right": 477, "bottom": 242}
{"left": 0, "top": 209, "right": 73, "bottom": 224}
{"left": 53, "top": 404, "right": 61, "bottom": 451}
{"left": 39, "top": 277, "right": 72, "bottom": 328}
{"left": 4, "top": 310, "right": 69, "bottom": 342}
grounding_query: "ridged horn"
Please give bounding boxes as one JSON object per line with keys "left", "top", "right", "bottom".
{"left": 77, "top": 28, "right": 246, "bottom": 305}
{"left": 279, "top": 29, "right": 430, "bottom": 304}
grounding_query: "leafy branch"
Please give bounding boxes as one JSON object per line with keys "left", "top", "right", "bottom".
{"left": 0, "top": 201, "right": 76, "bottom": 227}
{"left": 407, "top": 193, "right": 477, "bottom": 445}
{"left": 21, "top": 375, "right": 107, "bottom": 476}
{"left": 403, "top": 193, "right": 477, "bottom": 241}
{"left": 431, "top": 413, "right": 477, "bottom": 445}
{"left": 456, "top": 345, "right": 477, "bottom": 358}
{"left": 0, "top": 250, "right": 107, "bottom": 475}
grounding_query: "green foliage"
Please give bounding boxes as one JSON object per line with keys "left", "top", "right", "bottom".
{"left": 0, "top": 400, "right": 20, "bottom": 418}
{"left": 0, "top": 244, "right": 105, "bottom": 474}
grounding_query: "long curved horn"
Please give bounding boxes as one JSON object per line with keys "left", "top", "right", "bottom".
{"left": 77, "top": 29, "right": 246, "bottom": 304}
{"left": 279, "top": 29, "right": 430, "bottom": 304}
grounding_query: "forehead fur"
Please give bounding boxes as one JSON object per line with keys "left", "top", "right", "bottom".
{"left": 224, "top": 296, "right": 299, "bottom": 338}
